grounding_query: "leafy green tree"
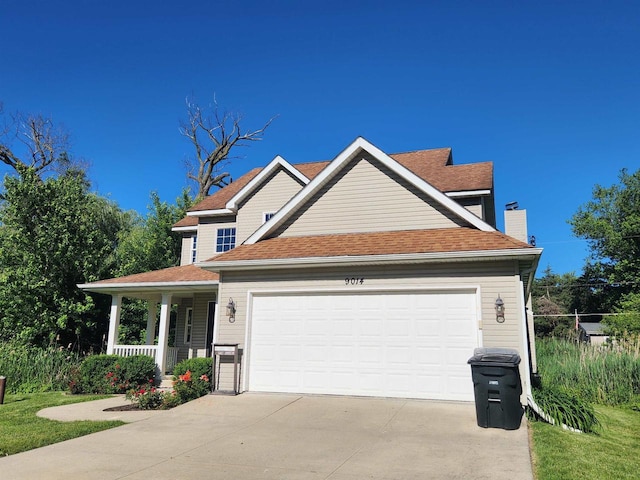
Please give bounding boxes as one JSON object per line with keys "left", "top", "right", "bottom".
{"left": 115, "top": 190, "right": 193, "bottom": 276}
{"left": 604, "top": 292, "right": 640, "bottom": 337}
{"left": 0, "top": 166, "right": 129, "bottom": 350}
{"left": 113, "top": 190, "right": 194, "bottom": 343}
{"left": 532, "top": 267, "right": 582, "bottom": 337}
{"left": 570, "top": 168, "right": 640, "bottom": 311}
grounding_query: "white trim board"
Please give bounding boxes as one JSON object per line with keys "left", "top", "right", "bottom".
{"left": 245, "top": 137, "right": 496, "bottom": 245}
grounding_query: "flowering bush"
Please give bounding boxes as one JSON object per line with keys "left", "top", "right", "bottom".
{"left": 105, "top": 363, "right": 131, "bottom": 393}
{"left": 173, "top": 369, "right": 210, "bottom": 402}
{"left": 127, "top": 386, "right": 164, "bottom": 410}
{"left": 126, "top": 382, "right": 182, "bottom": 410}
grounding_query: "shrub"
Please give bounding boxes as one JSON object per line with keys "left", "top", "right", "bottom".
{"left": 532, "top": 386, "right": 600, "bottom": 433}
{"left": 118, "top": 355, "right": 156, "bottom": 389}
{"left": 126, "top": 386, "right": 183, "bottom": 410}
{"left": 173, "top": 357, "right": 212, "bottom": 379}
{"left": 79, "top": 354, "right": 121, "bottom": 393}
{"left": 172, "top": 358, "right": 212, "bottom": 402}
{"left": 78, "top": 354, "right": 155, "bottom": 394}
{"left": 126, "top": 386, "right": 166, "bottom": 410}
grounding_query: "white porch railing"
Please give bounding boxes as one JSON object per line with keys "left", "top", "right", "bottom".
{"left": 113, "top": 345, "right": 180, "bottom": 374}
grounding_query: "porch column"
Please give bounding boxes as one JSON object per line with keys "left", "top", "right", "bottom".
{"left": 145, "top": 301, "right": 158, "bottom": 345}
{"left": 106, "top": 295, "right": 122, "bottom": 355}
{"left": 156, "top": 293, "right": 173, "bottom": 376}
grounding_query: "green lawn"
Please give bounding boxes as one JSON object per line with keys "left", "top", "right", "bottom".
{"left": 531, "top": 405, "right": 640, "bottom": 479}
{"left": 0, "top": 392, "right": 124, "bottom": 456}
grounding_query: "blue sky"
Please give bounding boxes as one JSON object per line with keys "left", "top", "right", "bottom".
{"left": 2, "top": 1, "right": 638, "bottom": 276}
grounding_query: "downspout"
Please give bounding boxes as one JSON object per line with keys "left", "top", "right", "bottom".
{"left": 518, "top": 272, "right": 582, "bottom": 433}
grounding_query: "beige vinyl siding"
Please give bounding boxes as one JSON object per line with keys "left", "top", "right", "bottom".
{"left": 504, "top": 209, "right": 528, "bottom": 243}
{"left": 189, "top": 293, "right": 213, "bottom": 352}
{"left": 175, "top": 294, "right": 217, "bottom": 363}
{"left": 216, "top": 260, "right": 528, "bottom": 394}
{"left": 180, "top": 234, "right": 198, "bottom": 266}
{"left": 175, "top": 299, "right": 192, "bottom": 363}
{"left": 236, "top": 169, "right": 305, "bottom": 243}
{"left": 197, "top": 216, "right": 236, "bottom": 262}
{"left": 276, "top": 154, "right": 468, "bottom": 237}
{"left": 455, "top": 197, "right": 484, "bottom": 220}
{"left": 180, "top": 235, "right": 191, "bottom": 266}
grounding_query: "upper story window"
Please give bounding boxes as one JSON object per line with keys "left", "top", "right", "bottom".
{"left": 190, "top": 234, "right": 197, "bottom": 263}
{"left": 216, "top": 227, "right": 236, "bottom": 252}
{"left": 263, "top": 212, "right": 275, "bottom": 223}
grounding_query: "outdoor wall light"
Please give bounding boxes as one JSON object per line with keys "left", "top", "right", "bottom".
{"left": 226, "top": 298, "right": 236, "bottom": 323}
{"left": 495, "top": 295, "right": 505, "bottom": 323}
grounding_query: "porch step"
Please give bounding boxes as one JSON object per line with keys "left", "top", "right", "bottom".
{"left": 158, "top": 376, "right": 174, "bottom": 391}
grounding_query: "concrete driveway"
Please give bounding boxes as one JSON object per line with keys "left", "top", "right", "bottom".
{"left": 0, "top": 393, "right": 533, "bottom": 479}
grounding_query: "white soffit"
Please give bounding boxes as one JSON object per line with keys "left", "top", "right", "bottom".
{"left": 446, "top": 189, "right": 492, "bottom": 198}
{"left": 245, "top": 137, "right": 495, "bottom": 245}
{"left": 225, "top": 155, "right": 309, "bottom": 211}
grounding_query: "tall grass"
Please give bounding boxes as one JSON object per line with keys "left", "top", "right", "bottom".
{"left": 536, "top": 337, "right": 640, "bottom": 405}
{"left": 0, "top": 341, "right": 82, "bottom": 394}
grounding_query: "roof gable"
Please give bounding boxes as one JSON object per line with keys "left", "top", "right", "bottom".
{"left": 225, "top": 156, "right": 309, "bottom": 210}
{"left": 245, "top": 137, "right": 495, "bottom": 245}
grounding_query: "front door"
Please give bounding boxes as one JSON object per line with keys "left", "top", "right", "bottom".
{"left": 206, "top": 300, "right": 216, "bottom": 357}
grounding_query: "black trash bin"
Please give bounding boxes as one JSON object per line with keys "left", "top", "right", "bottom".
{"left": 467, "top": 348, "right": 523, "bottom": 430}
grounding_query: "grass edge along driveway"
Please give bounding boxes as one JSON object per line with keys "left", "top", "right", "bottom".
{"left": 0, "top": 392, "right": 124, "bottom": 457}
{"left": 530, "top": 405, "right": 640, "bottom": 480}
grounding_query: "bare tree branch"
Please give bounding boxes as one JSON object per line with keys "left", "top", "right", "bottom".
{"left": 179, "top": 96, "right": 276, "bottom": 200}
{"left": 0, "top": 106, "right": 71, "bottom": 176}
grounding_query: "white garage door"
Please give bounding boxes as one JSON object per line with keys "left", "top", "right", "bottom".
{"left": 248, "top": 290, "right": 479, "bottom": 401}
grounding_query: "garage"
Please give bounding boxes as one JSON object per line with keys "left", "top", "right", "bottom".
{"left": 247, "top": 289, "right": 480, "bottom": 401}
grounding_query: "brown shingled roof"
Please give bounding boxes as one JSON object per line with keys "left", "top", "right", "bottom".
{"left": 187, "top": 167, "right": 263, "bottom": 212}
{"left": 174, "top": 147, "right": 493, "bottom": 227}
{"left": 208, "top": 228, "right": 531, "bottom": 263}
{"left": 86, "top": 264, "right": 219, "bottom": 285}
{"left": 390, "top": 149, "right": 493, "bottom": 192}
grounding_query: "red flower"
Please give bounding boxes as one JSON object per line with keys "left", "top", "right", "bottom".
{"left": 179, "top": 370, "right": 192, "bottom": 382}
{"left": 200, "top": 374, "right": 209, "bottom": 382}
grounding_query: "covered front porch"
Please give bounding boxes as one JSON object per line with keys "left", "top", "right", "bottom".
{"left": 79, "top": 265, "right": 220, "bottom": 379}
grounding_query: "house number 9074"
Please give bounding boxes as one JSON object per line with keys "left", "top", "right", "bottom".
{"left": 345, "top": 277, "right": 364, "bottom": 285}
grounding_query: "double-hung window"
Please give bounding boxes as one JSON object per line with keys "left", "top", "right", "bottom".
{"left": 216, "top": 227, "right": 236, "bottom": 252}
{"left": 190, "top": 234, "right": 197, "bottom": 263}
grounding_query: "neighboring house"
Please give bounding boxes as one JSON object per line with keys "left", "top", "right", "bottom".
{"left": 579, "top": 322, "right": 609, "bottom": 345}
{"left": 80, "top": 137, "right": 542, "bottom": 402}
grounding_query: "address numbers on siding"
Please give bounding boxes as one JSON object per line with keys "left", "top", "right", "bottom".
{"left": 344, "top": 277, "right": 364, "bottom": 285}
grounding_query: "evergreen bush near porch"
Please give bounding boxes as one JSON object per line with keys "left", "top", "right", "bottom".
{"left": 76, "top": 354, "right": 156, "bottom": 394}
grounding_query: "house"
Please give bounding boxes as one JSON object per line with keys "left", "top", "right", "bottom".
{"left": 579, "top": 322, "right": 609, "bottom": 345}
{"left": 80, "top": 137, "right": 542, "bottom": 402}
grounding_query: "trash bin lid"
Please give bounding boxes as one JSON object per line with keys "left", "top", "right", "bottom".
{"left": 467, "top": 347, "right": 521, "bottom": 366}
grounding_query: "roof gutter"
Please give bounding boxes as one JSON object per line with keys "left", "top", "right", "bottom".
{"left": 199, "top": 248, "right": 542, "bottom": 272}
{"left": 78, "top": 280, "right": 219, "bottom": 295}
